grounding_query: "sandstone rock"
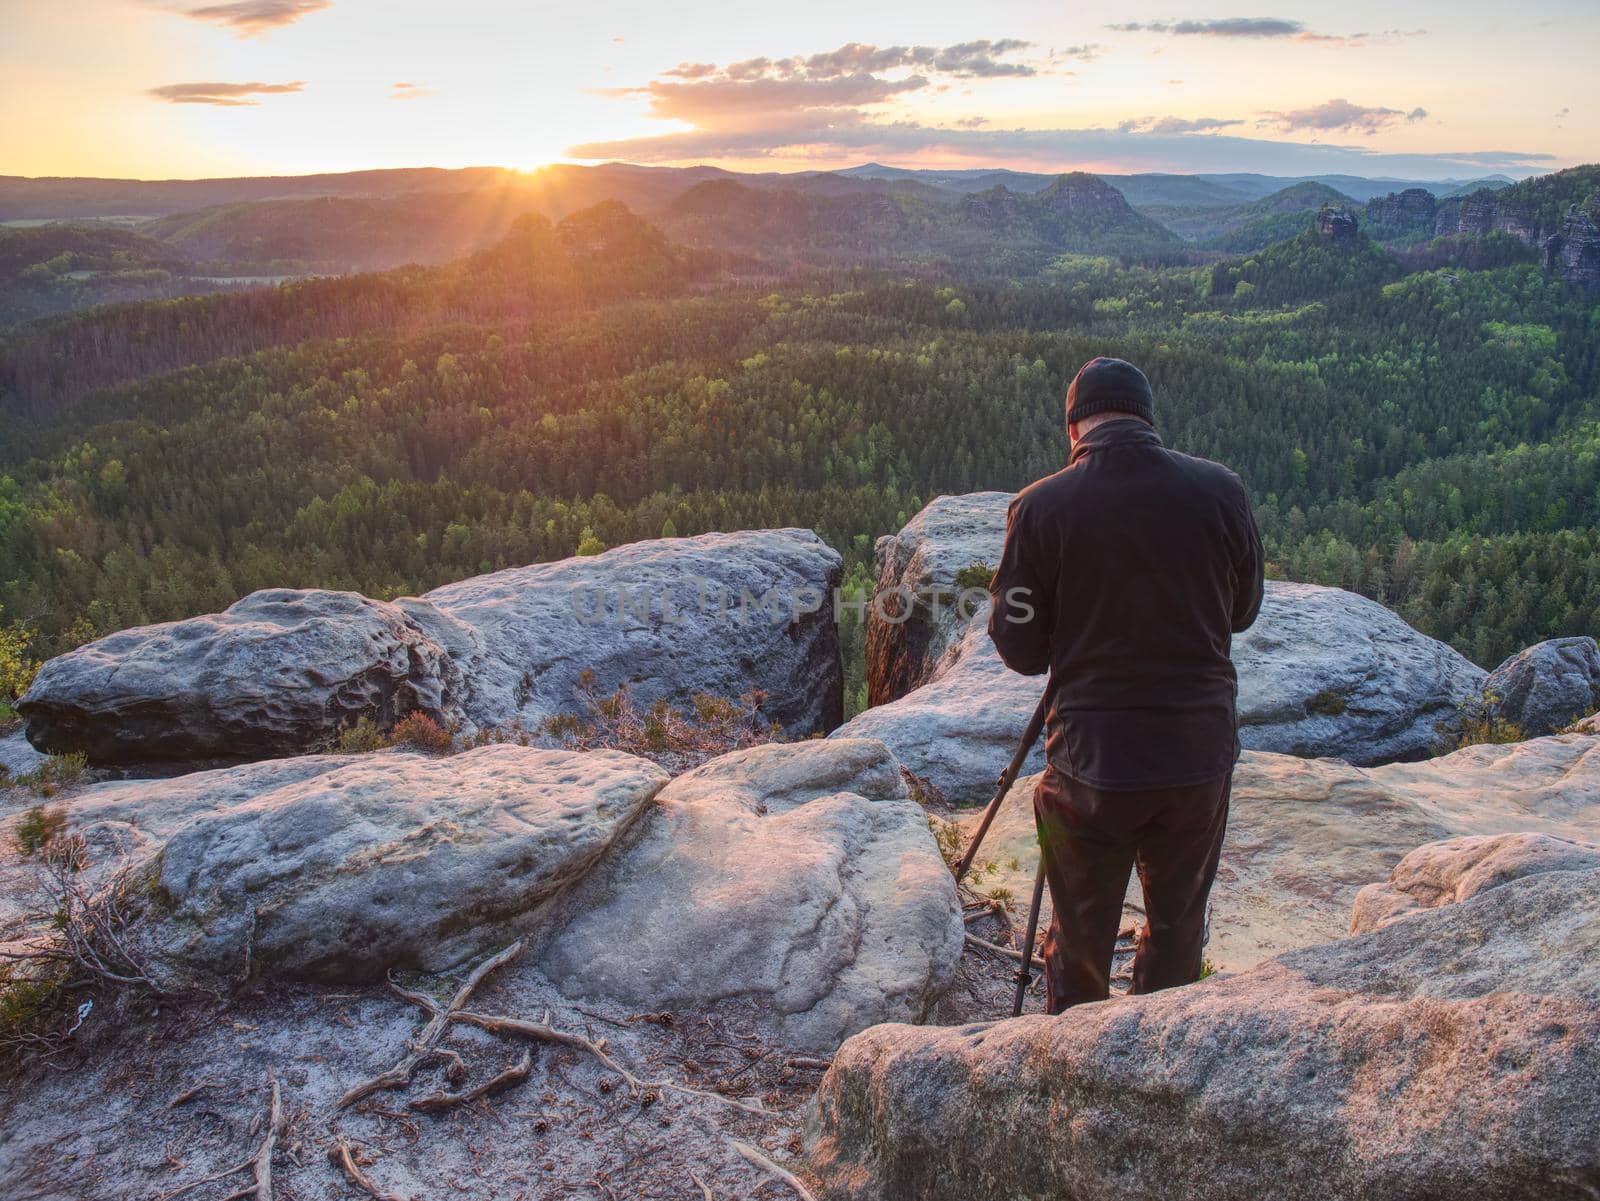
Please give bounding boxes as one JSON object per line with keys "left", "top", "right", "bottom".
{"left": 810, "top": 865, "right": 1600, "bottom": 1201}
{"left": 1350, "top": 831, "right": 1600, "bottom": 933}
{"left": 1316, "top": 203, "right": 1358, "bottom": 239}
{"left": 536, "top": 738, "right": 964, "bottom": 1052}
{"left": 0, "top": 728, "right": 47, "bottom": 779}
{"left": 845, "top": 617, "right": 1045, "bottom": 804}
{"left": 19, "top": 529, "right": 845, "bottom": 764}
{"left": 1366, "top": 186, "right": 1437, "bottom": 234}
{"left": 844, "top": 495, "right": 1484, "bottom": 799}
{"left": 812, "top": 863, "right": 1600, "bottom": 1201}
{"left": 124, "top": 745, "right": 667, "bottom": 983}
{"left": 1234, "top": 579, "right": 1484, "bottom": 761}
{"left": 957, "top": 735, "right": 1600, "bottom": 970}
{"left": 18, "top": 589, "right": 471, "bottom": 764}
{"left": 864, "top": 492, "right": 1010, "bottom": 706}
{"left": 1485, "top": 636, "right": 1600, "bottom": 736}
{"left": 1542, "top": 203, "right": 1600, "bottom": 290}
{"left": 424, "top": 527, "right": 843, "bottom": 736}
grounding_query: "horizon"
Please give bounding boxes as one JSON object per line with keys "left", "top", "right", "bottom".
{"left": 3, "top": 1, "right": 1593, "bottom": 183}
{"left": 0, "top": 159, "right": 1539, "bottom": 187}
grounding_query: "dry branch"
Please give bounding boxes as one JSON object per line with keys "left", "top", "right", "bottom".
{"left": 156, "top": 1072, "right": 281, "bottom": 1201}
{"left": 409, "top": 1050, "right": 532, "bottom": 1113}
{"left": 729, "top": 1139, "right": 817, "bottom": 1201}
{"left": 963, "top": 931, "right": 1045, "bottom": 970}
{"left": 329, "top": 1136, "right": 405, "bottom": 1201}
{"left": 337, "top": 939, "right": 526, "bottom": 1109}
{"left": 450, "top": 1008, "right": 768, "bottom": 1116}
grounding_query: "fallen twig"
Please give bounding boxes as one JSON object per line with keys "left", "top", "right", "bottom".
{"left": 409, "top": 1050, "right": 533, "bottom": 1113}
{"left": 690, "top": 1171, "right": 715, "bottom": 1200}
{"left": 783, "top": 1057, "right": 832, "bottom": 1071}
{"left": 328, "top": 1135, "right": 405, "bottom": 1201}
{"left": 963, "top": 931, "right": 1044, "bottom": 970}
{"left": 729, "top": 1139, "right": 816, "bottom": 1201}
{"left": 337, "top": 939, "right": 526, "bottom": 1108}
{"left": 451, "top": 1008, "right": 768, "bottom": 1116}
{"left": 251, "top": 1072, "right": 281, "bottom": 1200}
{"left": 156, "top": 1072, "right": 281, "bottom": 1201}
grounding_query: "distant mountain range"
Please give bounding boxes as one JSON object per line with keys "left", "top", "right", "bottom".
{"left": 0, "top": 162, "right": 1589, "bottom": 325}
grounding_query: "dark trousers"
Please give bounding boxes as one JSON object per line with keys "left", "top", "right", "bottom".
{"left": 1032, "top": 766, "right": 1231, "bottom": 1013}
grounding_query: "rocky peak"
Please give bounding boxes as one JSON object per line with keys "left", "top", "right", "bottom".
{"left": 1542, "top": 202, "right": 1600, "bottom": 291}
{"left": 1367, "top": 187, "right": 1436, "bottom": 230}
{"left": 1316, "top": 204, "right": 1359, "bottom": 240}
{"left": 957, "top": 184, "right": 1026, "bottom": 224}
{"left": 1034, "top": 171, "right": 1131, "bottom": 214}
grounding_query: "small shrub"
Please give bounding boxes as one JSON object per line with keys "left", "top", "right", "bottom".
{"left": 335, "top": 716, "right": 388, "bottom": 754}
{"left": 928, "top": 816, "right": 964, "bottom": 873}
{"left": 1305, "top": 689, "right": 1348, "bottom": 717}
{"left": 390, "top": 711, "right": 453, "bottom": 753}
{"left": 1199, "top": 958, "right": 1217, "bottom": 980}
{"left": 1445, "top": 691, "right": 1527, "bottom": 750}
{"left": 954, "top": 562, "right": 996, "bottom": 592}
{"left": 14, "top": 805, "right": 67, "bottom": 857}
{"left": 22, "top": 753, "right": 87, "bottom": 798}
{"left": 542, "top": 676, "right": 774, "bottom": 771}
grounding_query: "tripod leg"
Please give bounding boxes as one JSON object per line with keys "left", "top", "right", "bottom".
{"left": 1011, "top": 853, "right": 1048, "bottom": 1017}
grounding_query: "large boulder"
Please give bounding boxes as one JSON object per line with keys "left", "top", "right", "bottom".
{"left": 536, "top": 738, "right": 964, "bottom": 1052}
{"left": 863, "top": 492, "right": 1010, "bottom": 707}
{"left": 844, "top": 494, "right": 1484, "bottom": 799}
{"left": 1234, "top": 580, "right": 1484, "bottom": 760}
{"left": 18, "top": 529, "right": 845, "bottom": 765}
{"left": 956, "top": 735, "right": 1600, "bottom": 970}
{"left": 1485, "top": 636, "right": 1600, "bottom": 736}
{"left": 18, "top": 589, "right": 472, "bottom": 764}
{"left": 425, "top": 527, "right": 844, "bottom": 736}
{"left": 809, "top": 865, "right": 1600, "bottom": 1200}
{"left": 109, "top": 745, "right": 668, "bottom": 983}
{"left": 1351, "top": 831, "right": 1600, "bottom": 933}
{"left": 843, "top": 618, "right": 1044, "bottom": 803}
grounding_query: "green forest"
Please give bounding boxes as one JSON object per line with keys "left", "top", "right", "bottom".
{"left": 2, "top": 175, "right": 1598, "bottom": 713}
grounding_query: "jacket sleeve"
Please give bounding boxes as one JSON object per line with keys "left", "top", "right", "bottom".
{"left": 1231, "top": 484, "right": 1265, "bottom": 633}
{"left": 988, "top": 495, "right": 1053, "bottom": 676}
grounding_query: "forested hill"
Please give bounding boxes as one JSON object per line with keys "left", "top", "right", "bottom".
{"left": 1, "top": 192, "right": 1597, "bottom": 706}
{"left": 0, "top": 203, "right": 701, "bottom": 417}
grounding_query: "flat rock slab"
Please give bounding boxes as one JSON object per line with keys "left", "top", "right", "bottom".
{"left": 957, "top": 735, "right": 1600, "bottom": 970}
{"left": 18, "top": 589, "right": 471, "bottom": 764}
{"left": 120, "top": 745, "right": 667, "bottom": 983}
{"left": 537, "top": 738, "right": 964, "bottom": 1053}
{"left": 425, "top": 527, "right": 844, "bottom": 736}
{"left": 1351, "top": 830, "right": 1600, "bottom": 933}
{"left": 810, "top": 865, "right": 1600, "bottom": 1201}
{"left": 843, "top": 494, "right": 1486, "bottom": 801}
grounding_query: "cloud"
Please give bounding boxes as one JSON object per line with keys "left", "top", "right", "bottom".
{"left": 1108, "top": 18, "right": 1426, "bottom": 46}
{"left": 1260, "top": 98, "right": 1429, "bottom": 136}
{"left": 146, "top": 80, "right": 305, "bottom": 106}
{"left": 660, "top": 39, "right": 1057, "bottom": 86}
{"left": 1118, "top": 115, "right": 1243, "bottom": 134}
{"left": 577, "top": 43, "right": 1547, "bottom": 180}
{"left": 569, "top": 115, "right": 1553, "bottom": 181}
{"left": 1110, "top": 17, "right": 1308, "bottom": 37}
{"left": 389, "top": 82, "right": 439, "bottom": 100}
{"left": 180, "top": 0, "right": 331, "bottom": 35}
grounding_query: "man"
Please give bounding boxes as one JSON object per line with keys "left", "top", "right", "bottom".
{"left": 988, "top": 356, "right": 1263, "bottom": 1013}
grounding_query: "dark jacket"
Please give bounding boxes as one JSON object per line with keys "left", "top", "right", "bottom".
{"left": 988, "top": 418, "right": 1264, "bottom": 790}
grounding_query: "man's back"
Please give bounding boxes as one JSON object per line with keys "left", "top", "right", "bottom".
{"left": 989, "top": 417, "right": 1263, "bottom": 789}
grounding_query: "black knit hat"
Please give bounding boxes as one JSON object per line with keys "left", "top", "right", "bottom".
{"left": 1066, "top": 356, "right": 1155, "bottom": 427}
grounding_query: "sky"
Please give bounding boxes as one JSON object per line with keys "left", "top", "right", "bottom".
{"left": 1, "top": 0, "right": 1593, "bottom": 182}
